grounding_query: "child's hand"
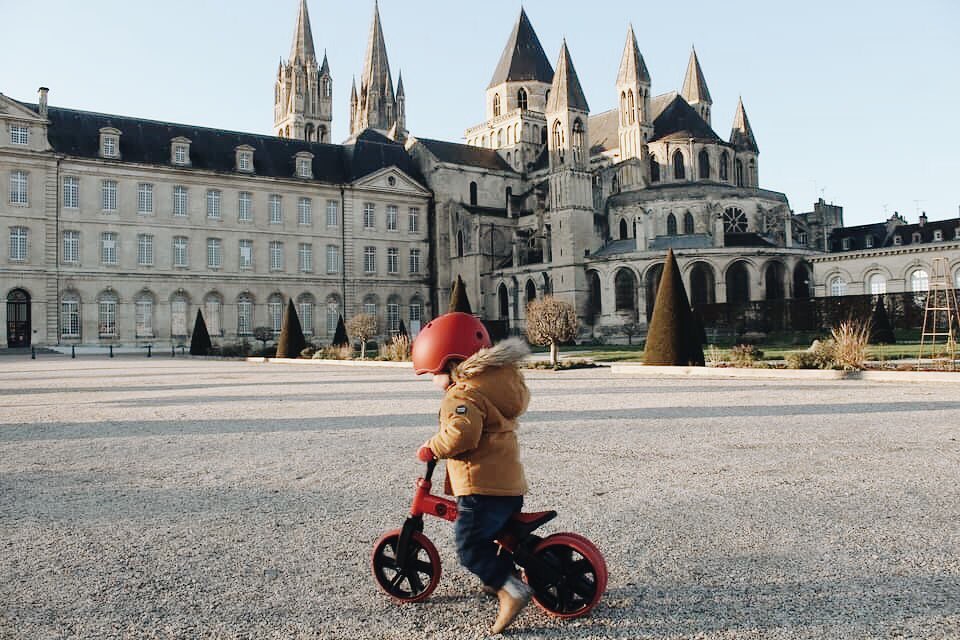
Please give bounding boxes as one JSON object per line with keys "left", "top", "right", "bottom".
{"left": 416, "top": 445, "right": 436, "bottom": 462}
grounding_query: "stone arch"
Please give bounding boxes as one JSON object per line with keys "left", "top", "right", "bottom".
{"left": 525, "top": 279, "right": 537, "bottom": 305}
{"left": 469, "top": 181, "right": 478, "bottom": 206}
{"left": 6, "top": 288, "right": 31, "bottom": 347}
{"left": 793, "top": 261, "right": 813, "bottom": 299}
{"left": 619, "top": 218, "right": 629, "bottom": 240}
{"left": 614, "top": 267, "right": 639, "bottom": 318}
{"left": 698, "top": 148, "right": 710, "bottom": 179}
{"left": 672, "top": 149, "right": 685, "bottom": 180}
{"left": 764, "top": 260, "right": 787, "bottom": 301}
{"left": 644, "top": 262, "right": 664, "bottom": 321}
{"left": 683, "top": 211, "right": 695, "bottom": 235}
{"left": 666, "top": 213, "right": 677, "bottom": 236}
{"left": 542, "top": 273, "right": 552, "bottom": 296}
{"left": 688, "top": 262, "right": 716, "bottom": 306}
{"left": 587, "top": 270, "right": 602, "bottom": 323}
{"left": 498, "top": 282, "right": 509, "bottom": 321}
{"left": 725, "top": 260, "right": 751, "bottom": 304}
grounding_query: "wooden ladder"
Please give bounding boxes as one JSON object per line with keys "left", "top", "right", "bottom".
{"left": 917, "top": 257, "right": 959, "bottom": 371}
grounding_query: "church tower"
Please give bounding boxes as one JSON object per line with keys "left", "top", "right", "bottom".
{"left": 729, "top": 97, "right": 759, "bottom": 187}
{"left": 274, "top": 0, "right": 332, "bottom": 142}
{"left": 350, "top": 1, "right": 403, "bottom": 139}
{"left": 616, "top": 25, "right": 652, "bottom": 161}
{"left": 681, "top": 47, "right": 712, "bottom": 127}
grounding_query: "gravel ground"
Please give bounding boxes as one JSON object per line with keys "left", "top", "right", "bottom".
{"left": 1, "top": 358, "right": 959, "bottom": 640}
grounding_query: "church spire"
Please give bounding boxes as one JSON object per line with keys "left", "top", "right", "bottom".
{"left": 546, "top": 40, "right": 589, "bottom": 114}
{"left": 616, "top": 24, "right": 650, "bottom": 87}
{"left": 288, "top": 0, "right": 317, "bottom": 64}
{"left": 730, "top": 97, "right": 758, "bottom": 152}
{"left": 681, "top": 47, "right": 712, "bottom": 125}
{"left": 488, "top": 8, "right": 554, "bottom": 89}
{"left": 352, "top": 0, "right": 399, "bottom": 135}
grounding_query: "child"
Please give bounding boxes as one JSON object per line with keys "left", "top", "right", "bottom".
{"left": 411, "top": 312, "right": 532, "bottom": 635}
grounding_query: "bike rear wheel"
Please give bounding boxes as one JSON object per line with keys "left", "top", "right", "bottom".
{"left": 524, "top": 532, "right": 606, "bottom": 618}
{"left": 371, "top": 529, "right": 441, "bottom": 603}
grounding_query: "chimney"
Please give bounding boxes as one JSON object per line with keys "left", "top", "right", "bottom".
{"left": 38, "top": 87, "right": 49, "bottom": 117}
{"left": 919, "top": 211, "right": 927, "bottom": 227}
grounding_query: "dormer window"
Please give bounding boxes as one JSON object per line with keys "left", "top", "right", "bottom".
{"left": 842, "top": 238, "right": 851, "bottom": 250}
{"left": 10, "top": 124, "right": 29, "bottom": 145}
{"left": 912, "top": 232, "right": 922, "bottom": 243}
{"left": 865, "top": 235, "right": 874, "bottom": 248}
{"left": 171, "top": 137, "right": 191, "bottom": 166}
{"left": 933, "top": 229, "right": 943, "bottom": 241}
{"left": 99, "top": 127, "right": 121, "bottom": 158}
{"left": 955, "top": 227, "right": 960, "bottom": 240}
{"left": 295, "top": 152, "right": 314, "bottom": 179}
{"left": 235, "top": 145, "right": 254, "bottom": 173}
{"left": 893, "top": 235, "right": 903, "bottom": 246}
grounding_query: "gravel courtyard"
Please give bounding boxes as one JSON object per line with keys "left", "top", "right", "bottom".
{"left": 1, "top": 358, "right": 959, "bottom": 639}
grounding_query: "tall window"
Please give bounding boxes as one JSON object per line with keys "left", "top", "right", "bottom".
{"left": 298, "top": 243, "right": 313, "bottom": 272}
{"left": 387, "top": 247, "right": 399, "bottom": 274}
{"left": 363, "top": 246, "right": 376, "bottom": 273}
{"left": 63, "top": 230, "right": 80, "bottom": 263}
{"left": 387, "top": 302, "right": 400, "bottom": 334}
{"left": 137, "top": 183, "right": 153, "bottom": 214}
{"left": 98, "top": 292, "right": 118, "bottom": 337}
{"left": 237, "top": 295, "right": 253, "bottom": 336}
{"left": 911, "top": 269, "right": 930, "bottom": 293}
{"left": 409, "top": 248, "right": 421, "bottom": 274}
{"left": 408, "top": 207, "right": 420, "bottom": 233}
{"left": 552, "top": 120, "right": 563, "bottom": 159}
{"left": 63, "top": 176, "right": 79, "bottom": 209}
{"left": 171, "top": 295, "right": 188, "bottom": 337}
{"left": 61, "top": 293, "right": 81, "bottom": 338}
{"left": 735, "top": 159, "right": 744, "bottom": 187}
{"left": 719, "top": 152, "right": 729, "bottom": 181}
{"left": 650, "top": 155, "right": 660, "bottom": 182}
{"left": 297, "top": 158, "right": 311, "bottom": 178}
{"left": 238, "top": 151, "right": 252, "bottom": 171}
{"left": 102, "top": 135, "right": 118, "bottom": 158}
{"left": 326, "top": 295, "right": 341, "bottom": 336}
{"left": 137, "top": 234, "right": 154, "bottom": 266}
{"left": 683, "top": 212, "right": 695, "bottom": 235}
{"left": 469, "top": 182, "right": 478, "bottom": 206}
{"left": 238, "top": 191, "right": 252, "bottom": 221}
{"left": 100, "top": 232, "right": 118, "bottom": 265}
{"left": 10, "top": 124, "right": 29, "bottom": 145}
{"left": 173, "top": 236, "right": 188, "bottom": 267}
{"left": 363, "top": 203, "right": 375, "bottom": 229}
{"left": 517, "top": 88, "right": 528, "bottom": 111}
{"left": 269, "top": 194, "right": 282, "bottom": 224}
{"left": 869, "top": 274, "right": 887, "bottom": 295}
{"left": 493, "top": 93, "right": 501, "bottom": 117}
{"left": 408, "top": 300, "right": 422, "bottom": 336}
{"left": 326, "top": 245, "right": 340, "bottom": 273}
{"left": 829, "top": 277, "right": 847, "bottom": 297}
{"left": 206, "top": 190, "right": 221, "bottom": 219}
{"left": 268, "top": 294, "right": 284, "bottom": 333}
{"left": 207, "top": 238, "right": 222, "bottom": 269}
{"left": 363, "top": 297, "right": 377, "bottom": 318}
{"left": 297, "top": 197, "right": 312, "bottom": 225}
{"left": 135, "top": 294, "right": 154, "bottom": 338}
{"left": 204, "top": 294, "right": 222, "bottom": 337}
{"left": 173, "top": 185, "right": 188, "bottom": 216}
{"left": 298, "top": 295, "right": 315, "bottom": 336}
{"left": 239, "top": 239, "right": 253, "bottom": 270}
{"left": 269, "top": 241, "right": 284, "bottom": 271}
{"left": 386, "top": 205, "right": 398, "bottom": 231}
{"left": 627, "top": 91, "right": 636, "bottom": 124}
{"left": 326, "top": 200, "right": 339, "bottom": 227}
{"left": 698, "top": 149, "right": 710, "bottom": 179}
{"left": 98, "top": 179, "right": 116, "bottom": 211}
{"left": 672, "top": 151, "right": 685, "bottom": 180}
{"left": 174, "top": 144, "right": 188, "bottom": 165}
{"left": 572, "top": 119, "right": 584, "bottom": 162}
{"left": 9, "top": 227, "right": 28, "bottom": 261}
{"left": 666, "top": 213, "right": 677, "bottom": 236}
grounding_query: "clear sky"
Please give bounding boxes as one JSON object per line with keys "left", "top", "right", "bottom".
{"left": 3, "top": 0, "right": 957, "bottom": 226}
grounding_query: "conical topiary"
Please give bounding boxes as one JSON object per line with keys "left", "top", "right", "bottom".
{"left": 644, "top": 249, "right": 705, "bottom": 366}
{"left": 189, "top": 309, "right": 212, "bottom": 356}
{"left": 332, "top": 314, "right": 350, "bottom": 347}
{"left": 869, "top": 296, "right": 896, "bottom": 344}
{"left": 398, "top": 319, "right": 409, "bottom": 338}
{"left": 275, "top": 298, "right": 307, "bottom": 358}
{"left": 449, "top": 275, "right": 473, "bottom": 314}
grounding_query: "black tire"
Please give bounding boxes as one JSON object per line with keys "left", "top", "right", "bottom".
{"left": 371, "top": 529, "right": 442, "bottom": 603}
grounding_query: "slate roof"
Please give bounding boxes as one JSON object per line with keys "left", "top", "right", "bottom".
{"left": 488, "top": 9, "right": 554, "bottom": 88}
{"left": 416, "top": 137, "right": 515, "bottom": 172}
{"left": 650, "top": 94, "right": 722, "bottom": 143}
{"left": 616, "top": 25, "right": 650, "bottom": 86}
{"left": 22, "top": 102, "right": 425, "bottom": 186}
{"left": 729, "top": 98, "right": 758, "bottom": 152}
{"left": 828, "top": 217, "right": 960, "bottom": 251}
{"left": 588, "top": 109, "right": 619, "bottom": 154}
{"left": 592, "top": 238, "right": 636, "bottom": 257}
{"left": 545, "top": 41, "right": 589, "bottom": 113}
{"left": 650, "top": 234, "right": 714, "bottom": 250}
{"left": 723, "top": 232, "right": 778, "bottom": 248}
{"left": 680, "top": 48, "right": 712, "bottom": 104}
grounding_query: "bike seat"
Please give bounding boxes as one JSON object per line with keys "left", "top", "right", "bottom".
{"left": 506, "top": 510, "right": 556, "bottom": 538}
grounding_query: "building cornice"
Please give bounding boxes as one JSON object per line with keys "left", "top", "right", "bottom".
{"left": 809, "top": 241, "right": 960, "bottom": 263}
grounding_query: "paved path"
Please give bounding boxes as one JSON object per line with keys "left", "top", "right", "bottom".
{"left": 1, "top": 360, "right": 958, "bottom": 639}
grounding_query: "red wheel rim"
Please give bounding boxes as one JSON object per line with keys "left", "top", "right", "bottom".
{"left": 525, "top": 532, "right": 607, "bottom": 618}
{"left": 370, "top": 529, "right": 442, "bottom": 603}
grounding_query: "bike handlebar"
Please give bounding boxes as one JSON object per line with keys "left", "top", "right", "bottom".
{"left": 423, "top": 458, "right": 437, "bottom": 481}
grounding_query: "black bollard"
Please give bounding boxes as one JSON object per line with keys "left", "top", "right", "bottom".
{"left": 71, "top": 345, "right": 76, "bottom": 359}
{"left": 109, "top": 345, "right": 114, "bottom": 358}
{"left": 171, "top": 345, "right": 176, "bottom": 357}
{"left": 146, "top": 345, "right": 152, "bottom": 358}
{"left": 31, "top": 346, "right": 36, "bottom": 360}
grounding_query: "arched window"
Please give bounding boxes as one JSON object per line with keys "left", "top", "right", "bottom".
{"left": 735, "top": 159, "right": 744, "bottom": 187}
{"left": 615, "top": 269, "right": 637, "bottom": 311}
{"left": 61, "top": 291, "right": 82, "bottom": 338}
{"left": 322, "top": 77, "right": 331, "bottom": 98}
{"left": 525, "top": 279, "right": 536, "bottom": 304}
{"left": 507, "top": 126, "right": 513, "bottom": 145}
{"left": 552, "top": 120, "right": 564, "bottom": 152}
{"left": 97, "top": 290, "right": 118, "bottom": 338}
{"left": 325, "top": 293, "right": 341, "bottom": 337}
{"left": 673, "top": 150, "right": 685, "bottom": 180}
{"left": 619, "top": 218, "right": 628, "bottom": 240}
{"left": 386, "top": 294, "right": 402, "bottom": 335}
{"left": 726, "top": 262, "right": 751, "bottom": 303}
{"left": 408, "top": 296, "right": 423, "bottom": 337}
{"left": 297, "top": 293, "right": 315, "bottom": 336}
{"left": 517, "top": 88, "right": 528, "bottom": 111}
{"left": 868, "top": 273, "right": 887, "bottom": 295}
{"left": 496, "top": 129, "right": 503, "bottom": 147}
{"left": 644, "top": 264, "right": 663, "bottom": 320}
{"left": 719, "top": 151, "right": 729, "bottom": 181}
{"left": 572, "top": 119, "right": 584, "bottom": 162}
{"left": 236, "top": 293, "right": 253, "bottom": 336}
{"left": 911, "top": 269, "right": 929, "bottom": 293}
{"left": 268, "top": 293, "right": 284, "bottom": 333}
{"left": 749, "top": 159, "right": 756, "bottom": 186}
{"left": 666, "top": 213, "right": 677, "bottom": 236}
{"left": 318, "top": 125, "right": 327, "bottom": 143}
{"left": 469, "top": 182, "right": 478, "bottom": 206}
{"left": 620, "top": 92, "right": 627, "bottom": 125}
{"left": 498, "top": 283, "right": 509, "bottom": 320}
{"left": 305, "top": 124, "right": 314, "bottom": 141}
{"left": 542, "top": 273, "right": 552, "bottom": 296}
{"left": 683, "top": 211, "right": 695, "bottom": 235}
{"left": 723, "top": 207, "right": 748, "bottom": 233}
{"left": 134, "top": 291, "right": 155, "bottom": 338}
{"left": 698, "top": 149, "right": 710, "bottom": 179}
{"left": 171, "top": 293, "right": 189, "bottom": 337}
{"left": 481, "top": 135, "right": 487, "bottom": 147}
{"left": 829, "top": 277, "right": 847, "bottom": 297}
{"left": 493, "top": 93, "right": 501, "bottom": 117}
{"left": 540, "top": 126, "right": 547, "bottom": 145}
{"left": 627, "top": 90, "right": 635, "bottom": 124}
{"left": 457, "top": 230, "right": 465, "bottom": 257}
{"left": 689, "top": 263, "right": 716, "bottom": 306}
{"left": 764, "top": 262, "right": 786, "bottom": 300}
{"left": 204, "top": 292, "right": 222, "bottom": 337}
{"left": 587, "top": 271, "right": 602, "bottom": 321}
{"left": 650, "top": 155, "right": 660, "bottom": 182}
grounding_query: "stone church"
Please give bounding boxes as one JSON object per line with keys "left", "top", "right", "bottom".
{"left": 2, "top": 1, "right": 958, "bottom": 348}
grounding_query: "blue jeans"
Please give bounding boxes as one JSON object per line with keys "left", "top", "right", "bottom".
{"left": 455, "top": 494, "right": 524, "bottom": 589}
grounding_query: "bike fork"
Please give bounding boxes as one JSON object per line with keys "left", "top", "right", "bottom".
{"left": 394, "top": 515, "right": 424, "bottom": 574}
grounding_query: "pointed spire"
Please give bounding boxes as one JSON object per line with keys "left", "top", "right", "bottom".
{"left": 681, "top": 47, "right": 712, "bottom": 105}
{"left": 730, "top": 97, "right": 758, "bottom": 152}
{"left": 320, "top": 50, "right": 330, "bottom": 75}
{"left": 361, "top": 0, "right": 393, "bottom": 94}
{"left": 350, "top": 76, "right": 358, "bottom": 103}
{"left": 546, "top": 40, "right": 589, "bottom": 113}
{"left": 289, "top": 0, "right": 317, "bottom": 64}
{"left": 617, "top": 24, "right": 650, "bottom": 86}
{"left": 488, "top": 8, "right": 554, "bottom": 89}
{"left": 396, "top": 71, "right": 404, "bottom": 98}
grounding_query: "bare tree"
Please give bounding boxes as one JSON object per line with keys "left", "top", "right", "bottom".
{"left": 346, "top": 313, "right": 378, "bottom": 359}
{"left": 526, "top": 296, "right": 578, "bottom": 367}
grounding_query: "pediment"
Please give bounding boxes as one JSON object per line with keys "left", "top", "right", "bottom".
{"left": 0, "top": 94, "right": 47, "bottom": 123}
{"left": 353, "top": 167, "right": 430, "bottom": 196}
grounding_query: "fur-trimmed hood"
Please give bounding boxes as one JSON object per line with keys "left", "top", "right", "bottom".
{"left": 454, "top": 338, "right": 529, "bottom": 380}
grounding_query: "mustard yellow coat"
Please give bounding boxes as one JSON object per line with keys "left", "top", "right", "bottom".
{"left": 426, "top": 338, "right": 530, "bottom": 497}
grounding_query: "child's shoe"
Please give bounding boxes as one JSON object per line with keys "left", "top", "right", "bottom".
{"left": 490, "top": 575, "right": 531, "bottom": 634}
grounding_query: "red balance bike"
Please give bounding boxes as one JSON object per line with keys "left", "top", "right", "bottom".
{"left": 371, "top": 458, "right": 608, "bottom": 618}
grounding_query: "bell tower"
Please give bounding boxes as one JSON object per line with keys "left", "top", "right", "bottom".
{"left": 274, "top": 0, "right": 332, "bottom": 142}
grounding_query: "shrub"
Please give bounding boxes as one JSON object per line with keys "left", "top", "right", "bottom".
{"left": 382, "top": 334, "right": 411, "bottom": 361}
{"left": 219, "top": 342, "right": 251, "bottom": 358}
{"left": 729, "top": 344, "right": 763, "bottom": 367}
{"left": 314, "top": 345, "right": 353, "bottom": 360}
{"left": 830, "top": 320, "right": 871, "bottom": 370}
{"left": 643, "top": 249, "right": 704, "bottom": 366}
{"left": 523, "top": 359, "right": 598, "bottom": 371}
{"left": 808, "top": 339, "right": 836, "bottom": 369}
{"left": 785, "top": 351, "right": 822, "bottom": 369}
{"left": 300, "top": 346, "right": 317, "bottom": 358}
{"left": 705, "top": 344, "right": 726, "bottom": 367}
{"left": 526, "top": 297, "right": 578, "bottom": 367}
{"left": 189, "top": 309, "right": 212, "bottom": 356}
{"left": 275, "top": 299, "right": 307, "bottom": 358}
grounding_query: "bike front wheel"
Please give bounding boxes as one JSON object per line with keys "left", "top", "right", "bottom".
{"left": 371, "top": 529, "right": 442, "bottom": 603}
{"left": 524, "top": 532, "right": 607, "bottom": 618}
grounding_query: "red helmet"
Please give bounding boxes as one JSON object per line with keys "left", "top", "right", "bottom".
{"left": 411, "top": 312, "right": 492, "bottom": 375}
